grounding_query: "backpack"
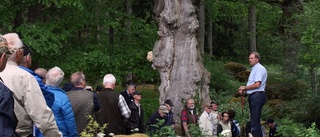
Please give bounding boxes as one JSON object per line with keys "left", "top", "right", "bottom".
{"left": 232, "top": 119, "right": 240, "bottom": 136}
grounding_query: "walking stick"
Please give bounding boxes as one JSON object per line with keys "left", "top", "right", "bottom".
{"left": 241, "top": 91, "right": 245, "bottom": 137}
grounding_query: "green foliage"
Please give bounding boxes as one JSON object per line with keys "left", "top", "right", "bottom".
{"left": 204, "top": 58, "right": 241, "bottom": 93}
{"left": 146, "top": 119, "right": 176, "bottom": 137}
{"left": 80, "top": 115, "right": 107, "bottom": 137}
{"left": 140, "top": 90, "right": 159, "bottom": 122}
{"left": 277, "top": 119, "right": 320, "bottom": 137}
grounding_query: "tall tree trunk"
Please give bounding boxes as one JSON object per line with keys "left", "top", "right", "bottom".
{"left": 248, "top": 4, "right": 257, "bottom": 53}
{"left": 198, "top": 0, "right": 205, "bottom": 59}
{"left": 280, "top": 0, "right": 303, "bottom": 73}
{"left": 153, "top": 0, "right": 211, "bottom": 120}
{"left": 207, "top": 5, "right": 213, "bottom": 56}
{"left": 125, "top": 0, "right": 132, "bottom": 44}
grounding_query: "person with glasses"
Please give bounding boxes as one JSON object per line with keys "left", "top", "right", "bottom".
{"left": 180, "top": 98, "right": 197, "bottom": 137}
{"left": 217, "top": 111, "right": 234, "bottom": 137}
{"left": 199, "top": 103, "right": 214, "bottom": 136}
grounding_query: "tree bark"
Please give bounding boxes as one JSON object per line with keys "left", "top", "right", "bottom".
{"left": 248, "top": 4, "right": 257, "bottom": 53}
{"left": 153, "top": 0, "right": 211, "bottom": 120}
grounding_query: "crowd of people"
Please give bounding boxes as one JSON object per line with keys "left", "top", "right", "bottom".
{"left": 0, "top": 32, "right": 280, "bottom": 137}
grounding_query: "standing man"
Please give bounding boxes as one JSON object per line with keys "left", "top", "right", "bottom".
{"left": 238, "top": 52, "right": 267, "bottom": 137}
{"left": 67, "top": 72, "right": 100, "bottom": 133}
{"left": 0, "top": 35, "right": 19, "bottom": 137}
{"left": 126, "top": 91, "right": 144, "bottom": 134}
{"left": 1, "top": 33, "right": 61, "bottom": 136}
{"left": 120, "top": 80, "right": 136, "bottom": 105}
{"left": 210, "top": 101, "right": 220, "bottom": 137}
{"left": 95, "top": 74, "right": 131, "bottom": 136}
{"left": 180, "top": 98, "right": 197, "bottom": 137}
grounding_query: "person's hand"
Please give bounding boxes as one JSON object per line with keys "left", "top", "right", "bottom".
{"left": 238, "top": 86, "right": 246, "bottom": 95}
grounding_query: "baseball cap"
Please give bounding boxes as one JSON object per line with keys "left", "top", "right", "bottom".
{"left": 164, "top": 99, "right": 174, "bottom": 107}
{"left": 132, "top": 91, "right": 142, "bottom": 96}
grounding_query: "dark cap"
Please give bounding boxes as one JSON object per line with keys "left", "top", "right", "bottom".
{"left": 164, "top": 99, "right": 174, "bottom": 107}
{"left": 132, "top": 91, "right": 142, "bottom": 96}
{"left": 211, "top": 100, "right": 219, "bottom": 105}
{"left": 266, "top": 118, "right": 274, "bottom": 124}
{"left": 22, "top": 44, "right": 33, "bottom": 56}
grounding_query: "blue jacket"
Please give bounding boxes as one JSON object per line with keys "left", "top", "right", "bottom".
{"left": 19, "top": 66, "right": 54, "bottom": 107}
{"left": 45, "top": 86, "right": 78, "bottom": 137}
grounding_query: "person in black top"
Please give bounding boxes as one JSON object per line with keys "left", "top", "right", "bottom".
{"left": 120, "top": 80, "right": 136, "bottom": 105}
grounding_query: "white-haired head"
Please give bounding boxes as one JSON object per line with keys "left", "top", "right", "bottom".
{"left": 103, "top": 74, "right": 116, "bottom": 89}
{"left": 2, "top": 33, "right": 24, "bottom": 61}
{"left": 46, "top": 66, "right": 64, "bottom": 87}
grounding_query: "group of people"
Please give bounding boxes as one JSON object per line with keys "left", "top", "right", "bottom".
{"left": 0, "top": 32, "right": 144, "bottom": 137}
{"left": 0, "top": 31, "right": 276, "bottom": 137}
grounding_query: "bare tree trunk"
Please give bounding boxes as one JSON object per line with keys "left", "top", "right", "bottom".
{"left": 248, "top": 4, "right": 257, "bottom": 52}
{"left": 153, "top": 0, "right": 211, "bottom": 120}
{"left": 198, "top": 0, "right": 205, "bottom": 59}
{"left": 207, "top": 5, "right": 213, "bottom": 56}
{"left": 125, "top": 0, "right": 132, "bottom": 44}
{"left": 280, "top": 0, "right": 303, "bottom": 73}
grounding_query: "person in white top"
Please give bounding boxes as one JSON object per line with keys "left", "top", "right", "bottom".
{"left": 199, "top": 103, "right": 214, "bottom": 136}
{"left": 210, "top": 101, "right": 220, "bottom": 137}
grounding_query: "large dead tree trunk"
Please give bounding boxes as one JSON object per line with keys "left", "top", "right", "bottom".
{"left": 153, "top": 0, "right": 211, "bottom": 120}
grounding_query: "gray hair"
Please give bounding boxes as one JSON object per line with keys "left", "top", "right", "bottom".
{"left": 251, "top": 52, "right": 261, "bottom": 61}
{"left": 2, "top": 33, "right": 24, "bottom": 61}
{"left": 103, "top": 74, "right": 116, "bottom": 86}
{"left": 70, "top": 72, "right": 85, "bottom": 86}
{"left": 46, "top": 66, "right": 64, "bottom": 87}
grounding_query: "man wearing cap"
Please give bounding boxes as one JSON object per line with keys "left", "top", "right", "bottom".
{"left": 145, "top": 105, "right": 169, "bottom": 132}
{"left": 0, "top": 33, "right": 61, "bottom": 136}
{"left": 164, "top": 99, "right": 175, "bottom": 128}
{"left": 120, "top": 80, "right": 136, "bottom": 105}
{"left": 210, "top": 101, "right": 220, "bottom": 137}
{"left": 0, "top": 35, "right": 19, "bottom": 137}
{"left": 125, "top": 91, "right": 144, "bottom": 134}
{"left": 266, "top": 119, "right": 281, "bottom": 137}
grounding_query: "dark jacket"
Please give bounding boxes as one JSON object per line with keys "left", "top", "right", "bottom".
{"left": 0, "top": 82, "right": 18, "bottom": 137}
{"left": 145, "top": 111, "right": 166, "bottom": 131}
{"left": 126, "top": 102, "right": 144, "bottom": 133}
{"left": 96, "top": 88, "right": 126, "bottom": 136}
{"left": 165, "top": 110, "right": 175, "bottom": 126}
{"left": 120, "top": 90, "right": 133, "bottom": 106}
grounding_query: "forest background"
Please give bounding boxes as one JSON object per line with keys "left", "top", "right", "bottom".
{"left": 1, "top": 0, "right": 320, "bottom": 136}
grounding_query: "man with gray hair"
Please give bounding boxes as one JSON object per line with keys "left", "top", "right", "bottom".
{"left": 0, "top": 33, "right": 61, "bottom": 136}
{"left": 66, "top": 72, "right": 100, "bottom": 134}
{"left": 44, "top": 66, "right": 78, "bottom": 137}
{"left": 96, "top": 74, "right": 131, "bottom": 136}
